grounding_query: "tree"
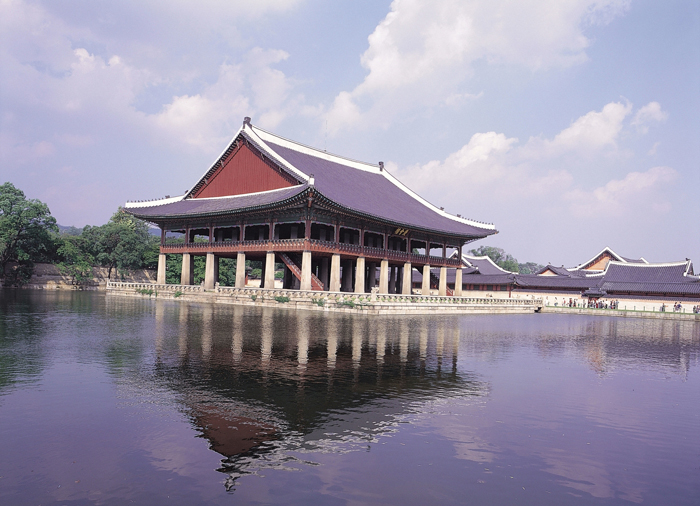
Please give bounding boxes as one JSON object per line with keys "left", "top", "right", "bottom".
{"left": 469, "top": 245, "right": 519, "bottom": 273}
{"left": 84, "top": 209, "right": 152, "bottom": 279}
{"left": 0, "top": 182, "right": 57, "bottom": 285}
{"left": 518, "top": 261, "right": 545, "bottom": 275}
{"left": 56, "top": 235, "right": 94, "bottom": 285}
{"left": 468, "top": 245, "right": 544, "bottom": 274}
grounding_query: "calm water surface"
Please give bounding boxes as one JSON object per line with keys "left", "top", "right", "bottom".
{"left": 0, "top": 290, "right": 698, "bottom": 505}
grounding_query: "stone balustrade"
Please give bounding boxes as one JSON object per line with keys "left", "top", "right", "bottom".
{"left": 106, "top": 281, "right": 542, "bottom": 313}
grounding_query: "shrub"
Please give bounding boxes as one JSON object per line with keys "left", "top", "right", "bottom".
{"left": 274, "top": 295, "right": 290, "bottom": 303}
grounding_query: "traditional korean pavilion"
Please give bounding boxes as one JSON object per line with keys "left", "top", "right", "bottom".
{"left": 125, "top": 118, "right": 497, "bottom": 294}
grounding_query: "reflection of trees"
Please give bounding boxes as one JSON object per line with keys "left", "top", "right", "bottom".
{"left": 0, "top": 290, "right": 49, "bottom": 392}
{"left": 134, "top": 306, "right": 488, "bottom": 490}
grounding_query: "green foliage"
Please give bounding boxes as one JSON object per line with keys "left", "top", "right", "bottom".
{"left": 173, "top": 290, "right": 183, "bottom": 298}
{"left": 274, "top": 295, "right": 290, "bottom": 303}
{"left": 311, "top": 297, "right": 325, "bottom": 307}
{"left": 518, "top": 261, "right": 545, "bottom": 275}
{"left": 468, "top": 246, "right": 543, "bottom": 274}
{"left": 82, "top": 209, "right": 153, "bottom": 279}
{"left": 0, "top": 182, "right": 58, "bottom": 285}
{"left": 135, "top": 287, "right": 155, "bottom": 296}
{"left": 250, "top": 294, "right": 257, "bottom": 301}
{"left": 56, "top": 235, "right": 94, "bottom": 285}
{"left": 469, "top": 246, "right": 519, "bottom": 272}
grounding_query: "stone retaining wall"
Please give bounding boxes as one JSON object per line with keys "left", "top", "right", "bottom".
{"left": 8, "top": 263, "right": 156, "bottom": 290}
{"left": 541, "top": 306, "right": 700, "bottom": 321}
{"left": 106, "top": 281, "right": 542, "bottom": 315}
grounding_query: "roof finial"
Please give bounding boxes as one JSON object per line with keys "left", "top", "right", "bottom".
{"left": 243, "top": 116, "right": 251, "bottom": 127}
{"left": 378, "top": 161, "right": 384, "bottom": 171}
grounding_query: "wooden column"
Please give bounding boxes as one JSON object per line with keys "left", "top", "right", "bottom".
{"left": 421, "top": 264, "right": 431, "bottom": 296}
{"left": 354, "top": 256, "right": 366, "bottom": 294}
{"left": 320, "top": 257, "right": 330, "bottom": 290}
{"left": 181, "top": 253, "right": 193, "bottom": 285}
{"left": 300, "top": 251, "right": 312, "bottom": 291}
{"left": 379, "top": 259, "right": 389, "bottom": 294}
{"left": 235, "top": 252, "right": 246, "bottom": 288}
{"left": 329, "top": 254, "right": 341, "bottom": 292}
{"left": 388, "top": 265, "right": 397, "bottom": 294}
{"left": 204, "top": 252, "right": 216, "bottom": 290}
{"left": 157, "top": 253, "right": 166, "bottom": 285}
{"left": 454, "top": 268, "right": 463, "bottom": 297}
{"left": 264, "top": 251, "right": 275, "bottom": 289}
{"left": 438, "top": 266, "right": 447, "bottom": 296}
{"left": 402, "top": 262, "right": 412, "bottom": 295}
{"left": 367, "top": 261, "right": 377, "bottom": 290}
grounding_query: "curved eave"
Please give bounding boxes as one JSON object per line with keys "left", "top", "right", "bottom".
{"left": 311, "top": 190, "right": 497, "bottom": 241}
{"left": 126, "top": 186, "right": 497, "bottom": 240}
{"left": 125, "top": 190, "right": 310, "bottom": 223}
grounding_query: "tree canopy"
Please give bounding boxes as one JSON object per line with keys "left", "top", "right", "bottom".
{"left": 0, "top": 182, "right": 57, "bottom": 284}
{"left": 81, "top": 209, "right": 160, "bottom": 279}
{"left": 468, "top": 245, "right": 544, "bottom": 274}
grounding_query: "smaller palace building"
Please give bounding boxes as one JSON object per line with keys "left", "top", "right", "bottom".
{"left": 125, "top": 118, "right": 496, "bottom": 295}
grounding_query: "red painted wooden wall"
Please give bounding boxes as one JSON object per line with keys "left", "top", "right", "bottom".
{"left": 193, "top": 144, "right": 297, "bottom": 198}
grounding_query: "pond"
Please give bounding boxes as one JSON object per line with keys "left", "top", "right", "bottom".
{"left": 1, "top": 290, "right": 698, "bottom": 505}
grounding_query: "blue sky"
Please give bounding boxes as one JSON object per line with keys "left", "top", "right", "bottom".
{"left": 1, "top": 0, "right": 698, "bottom": 266}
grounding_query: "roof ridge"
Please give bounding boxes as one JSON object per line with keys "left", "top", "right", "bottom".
{"left": 251, "top": 122, "right": 496, "bottom": 231}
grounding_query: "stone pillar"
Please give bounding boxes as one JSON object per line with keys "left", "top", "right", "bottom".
{"left": 402, "top": 262, "right": 412, "bottom": 295}
{"left": 204, "top": 252, "right": 216, "bottom": 290}
{"left": 181, "top": 253, "right": 193, "bottom": 285}
{"left": 320, "top": 257, "right": 330, "bottom": 290}
{"left": 264, "top": 251, "right": 276, "bottom": 289}
{"left": 454, "top": 268, "right": 463, "bottom": 297}
{"left": 157, "top": 253, "right": 166, "bottom": 285}
{"left": 438, "top": 266, "right": 447, "bottom": 296}
{"left": 367, "top": 262, "right": 377, "bottom": 290}
{"left": 329, "top": 254, "right": 341, "bottom": 292}
{"left": 213, "top": 255, "right": 219, "bottom": 284}
{"left": 379, "top": 259, "right": 389, "bottom": 294}
{"left": 300, "top": 250, "right": 312, "bottom": 291}
{"left": 354, "top": 256, "right": 366, "bottom": 293}
{"left": 421, "top": 264, "right": 431, "bottom": 296}
{"left": 235, "top": 252, "right": 246, "bottom": 288}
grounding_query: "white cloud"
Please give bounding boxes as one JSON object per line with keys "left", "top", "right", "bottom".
{"left": 523, "top": 101, "right": 632, "bottom": 158}
{"left": 631, "top": 101, "right": 668, "bottom": 133}
{"left": 565, "top": 166, "right": 677, "bottom": 216}
{"left": 390, "top": 101, "right": 676, "bottom": 226}
{"left": 327, "top": 0, "right": 631, "bottom": 133}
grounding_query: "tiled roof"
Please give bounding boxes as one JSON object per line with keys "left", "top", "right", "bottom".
{"left": 262, "top": 140, "right": 494, "bottom": 237}
{"left": 126, "top": 121, "right": 497, "bottom": 239}
{"left": 126, "top": 186, "right": 308, "bottom": 219}
{"left": 514, "top": 274, "right": 597, "bottom": 289}
{"left": 602, "top": 261, "right": 694, "bottom": 283}
{"left": 599, "top": 282, "right": 700, "bottom": 295}
{"left": 461, "top": 255, "right": 514, "bottom": 275}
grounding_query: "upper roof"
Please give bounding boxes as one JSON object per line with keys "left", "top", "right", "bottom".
{"left": 125, "top": 119, "right": 497, "bottom": 239}
{"left": 459, "top": 254, "right": 515, "bottom": 275}
{"left": 572, "top": 246, "right": 647, "bottom": 272}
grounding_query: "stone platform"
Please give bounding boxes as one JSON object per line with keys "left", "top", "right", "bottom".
{"left": 106, "top": 281, "right": 542, "bottom": 315}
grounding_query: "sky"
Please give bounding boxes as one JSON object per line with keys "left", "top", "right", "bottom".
{"left": 1, "top": 0, "right": 698, "bottom": 266}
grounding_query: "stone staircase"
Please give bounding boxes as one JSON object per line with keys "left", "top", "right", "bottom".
{"left": 278, "top": 252, "right": 325, "bottom": 291}
{"left": 429, "top": 271, "right": 454, "bottom": 296}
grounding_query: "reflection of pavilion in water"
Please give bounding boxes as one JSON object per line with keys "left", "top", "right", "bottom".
{"left": 149, "top": 301, "right": 486, "bottom": 486}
